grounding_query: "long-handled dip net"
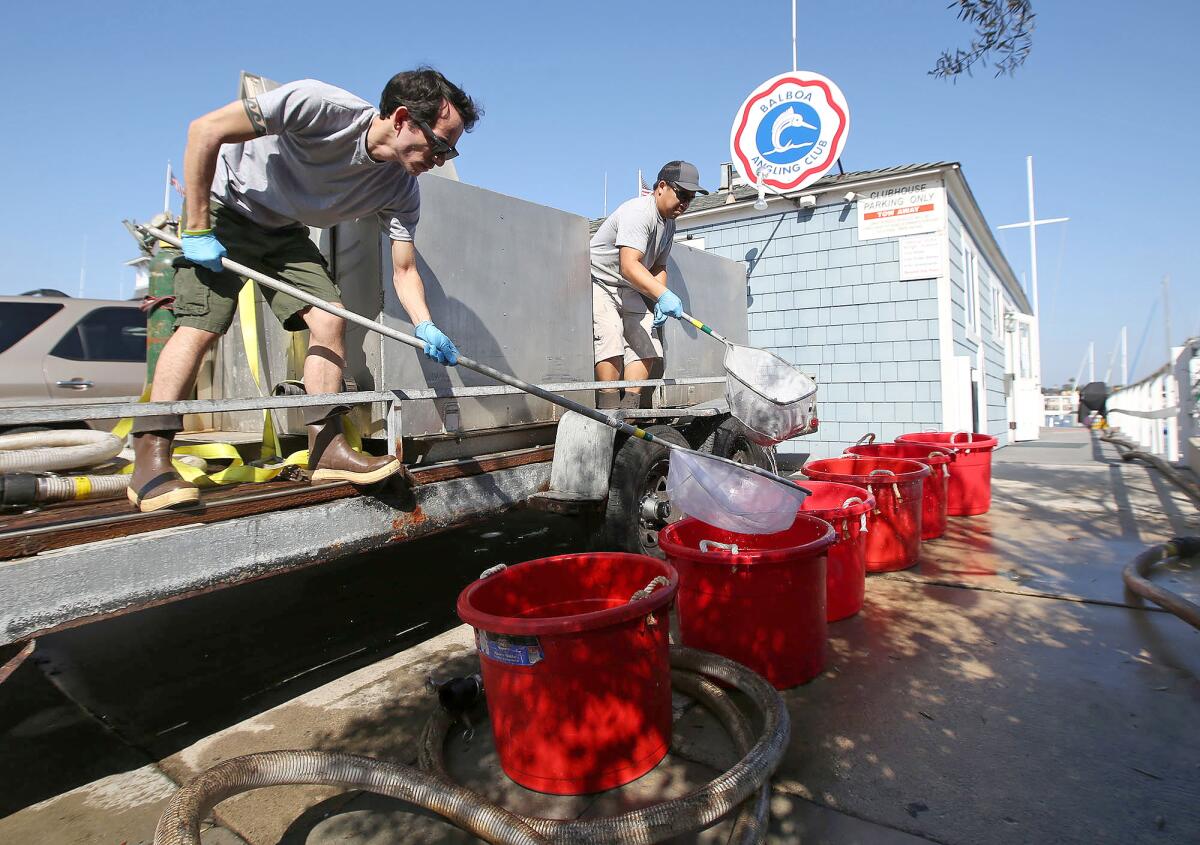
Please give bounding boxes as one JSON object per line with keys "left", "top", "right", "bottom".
{"left": 679, "top": 311, "right": 818, "bottom": 446}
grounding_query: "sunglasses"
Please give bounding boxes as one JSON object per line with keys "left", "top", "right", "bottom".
{"left": 670, "top": 183, "right": 696, "bottom": 204}
{"left": 403, "top": 108, "right": 459, "bottom": 161}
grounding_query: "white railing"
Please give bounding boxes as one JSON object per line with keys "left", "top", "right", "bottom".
{"left": 1107, "top": 338, "right": 1199, "bottom": 465}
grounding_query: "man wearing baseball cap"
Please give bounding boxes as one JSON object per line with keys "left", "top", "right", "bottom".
{"left": 589, "top": 160, "right": 708, "bottom": 409}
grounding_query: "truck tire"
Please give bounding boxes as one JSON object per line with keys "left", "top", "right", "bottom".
{"left": 599, "top": 425, "right": 689, "bottom": 558}
{"left": 709, "top": 417, "right": 775, "bottom": 470}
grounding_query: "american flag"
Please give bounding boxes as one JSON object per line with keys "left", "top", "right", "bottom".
{"left": 170, "top": 173, "right": 186, "bottom": 198}
{"left": 638, "top": 169, "right": 652, "bottom": 197}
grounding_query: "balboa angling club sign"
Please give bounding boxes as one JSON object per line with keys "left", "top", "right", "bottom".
{"left": 730, "top": 70, "right": 850, "bottom": 192}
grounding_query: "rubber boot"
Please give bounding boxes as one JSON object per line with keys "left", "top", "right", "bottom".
{"left": 596, "top": 390, "right": 621, "bottom": 410}
{"left": 619, "top": 391, "right": 642, "bottom": 410}
{"left": 127, "top": 431, "right": 200, "bottom": 512}
{"left": 307, "top": 415, "right": 402, "bottom": 484}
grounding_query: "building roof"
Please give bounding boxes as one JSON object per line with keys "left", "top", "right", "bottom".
{"left": 683, "top": 161, "right": 957, "bottom": 216}
{"left": 589, "top": 162, "right": 955, "bottom": 233}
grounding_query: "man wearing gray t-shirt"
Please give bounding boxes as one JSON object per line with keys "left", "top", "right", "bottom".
{"left": 589, "top": 161, "right": 708, "bottom": 409}
{"left": 128, "top": 69, "right": 480, "bottom": 513}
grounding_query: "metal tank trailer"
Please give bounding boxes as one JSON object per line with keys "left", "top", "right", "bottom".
{"left": 198, "top": 170, "right": 805, "bottom": 555}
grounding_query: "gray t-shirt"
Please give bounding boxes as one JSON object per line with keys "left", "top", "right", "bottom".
{"left": 211, "top": 80, "right": 420, "bottom": 242}
{"left": 589, "top": 194, "right": 675, "bottom": 289}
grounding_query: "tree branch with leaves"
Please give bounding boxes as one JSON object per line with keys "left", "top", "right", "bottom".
{"left": 931, "top": 0, "right": 1036, "bottom": 81}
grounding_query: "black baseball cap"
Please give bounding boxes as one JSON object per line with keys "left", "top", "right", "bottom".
{"left": 656, "top": 160, "right": 709, "bottom": 195}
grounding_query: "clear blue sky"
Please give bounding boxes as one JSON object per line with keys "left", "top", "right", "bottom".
{"left": 1, "top": 1, "right": 1196, "bottom": 386}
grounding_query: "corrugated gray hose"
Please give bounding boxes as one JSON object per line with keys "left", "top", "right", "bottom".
{"left": 154, "top": 646, "right": 788, "bottom": 845}
{"left": 0, "top": 429, "right": 123, "bottom": 472}
{"left": 419, "top": 646, "right": 784, "bottom": 844}
{"left": 153, "top": 750, "right": 545, "bottom": 845}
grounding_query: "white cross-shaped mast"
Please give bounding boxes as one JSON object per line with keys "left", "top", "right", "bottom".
{"left": 997, "top": 156, "right": 1069, "bottom": 317}
{"left": 996, "top": 156, "right": 1068, "bottom": 385}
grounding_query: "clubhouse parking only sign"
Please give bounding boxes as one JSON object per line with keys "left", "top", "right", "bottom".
{"left": 730, "top": 70, "right": 850, "bottom": 192}
{"left": 857, "top": 175, "right": 946, "bottom": 241}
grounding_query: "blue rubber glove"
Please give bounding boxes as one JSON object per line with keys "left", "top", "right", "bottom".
{"left": 414, "top": 321, "right": 459, "bottom": 366}
{"left": 181, "top": 228, "right": 228, "bottom": 273}
{"left": 653, "top": 289, "right": 683, "bottom": 327}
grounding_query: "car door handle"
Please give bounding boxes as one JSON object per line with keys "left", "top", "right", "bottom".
{"left": 55, "top": 379, "right": 94, "bottom": 390}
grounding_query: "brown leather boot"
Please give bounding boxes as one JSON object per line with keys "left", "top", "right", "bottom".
{"left": 307, "top": 415, "right": 402, "bottom": 484}
{"left": 127, "top": 431, "right": 200, "bottom": 512}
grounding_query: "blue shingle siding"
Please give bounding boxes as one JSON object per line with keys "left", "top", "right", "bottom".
{"left": 680, "top": 200, "right": 943, "bottom": 460}
{"left": 946, "top": 203, "right": 1014, "bottom": 442}
{"left": 979, "top": 264, "right": 1009, "bottom": 441}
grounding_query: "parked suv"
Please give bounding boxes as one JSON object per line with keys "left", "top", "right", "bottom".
{"left": 0, "top": 293, "right": 147, "bottom": 405}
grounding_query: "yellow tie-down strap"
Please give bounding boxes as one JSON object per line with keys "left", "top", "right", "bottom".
{"left": 117, "top": 441, "right": 306, "bottom": 487}
{"left": 171, "top": 442, "right": 306, "bottom": 487}
{"left": 110, "top": 384, "right": 153, "bottom": 440}
{"left": 239, "top": 280, "right": 284, "bottom": 461}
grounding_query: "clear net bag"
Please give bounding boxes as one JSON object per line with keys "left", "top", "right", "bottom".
{"left": 666, "top": 447, "right": 808, "bottom": 534}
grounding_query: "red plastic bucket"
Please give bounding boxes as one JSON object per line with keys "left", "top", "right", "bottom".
{"left": 658, "top": 513, "right": 836, "bottom": 689}
{"left": 456, "top": 553, "right": 677, "bottom": 794}
{"left": 896, "top": 431, "right": 998, "bottom": 516}
{"left": 801, "top": 457, "right": 929, "bottom": 572}
{"left": 845, "top": 439, "right": 953, "bottom": 539}
{"left": 795, "top": 480, "right": 875, "bottom": 622}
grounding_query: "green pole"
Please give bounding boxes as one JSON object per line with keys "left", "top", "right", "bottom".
{"left": 145, "top": 243, "right": 178, "bottom": 382}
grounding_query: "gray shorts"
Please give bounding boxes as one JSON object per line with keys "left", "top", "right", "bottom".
{"left": 592, "top": 282, "right": 664, "bottom": 366}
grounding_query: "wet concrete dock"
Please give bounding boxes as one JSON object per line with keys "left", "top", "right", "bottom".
{"left": 2, "top": 428, "right": 1198, "bottom": 843}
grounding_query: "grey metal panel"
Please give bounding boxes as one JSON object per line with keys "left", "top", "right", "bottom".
{"left": 659, "top": 243, "right": 748, "bottom": 407}
{"left": 204, "top": 176, "right": 749, "bottom": 440}
{"left": 372, "top": 175, "right": 596, "bottom": 438}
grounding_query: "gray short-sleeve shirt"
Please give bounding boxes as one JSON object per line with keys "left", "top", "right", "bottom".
{"left": 589, "top": 195, "right": 675, "bottom": 289}
{"left": 211, "top": 80, "right": 420, "bottom": 242}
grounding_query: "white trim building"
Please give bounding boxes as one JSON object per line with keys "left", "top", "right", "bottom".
{"left": 675, "top": 161, "right": 1040, "bottom": 459}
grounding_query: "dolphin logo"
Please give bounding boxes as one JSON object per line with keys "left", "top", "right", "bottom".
{"left": 769, "top": 106, "right": 818, "bottom": 154}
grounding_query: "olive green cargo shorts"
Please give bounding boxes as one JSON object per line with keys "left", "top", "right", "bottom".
{"left": 172, "top": 204, "right": 340, "bottom": 334}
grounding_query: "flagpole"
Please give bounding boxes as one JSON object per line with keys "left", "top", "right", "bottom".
{"left": 164, "top": 161, "right": 172, "bottom": 215}
{"left": 792, "top": 0, "right": 797, "bottom": 71}
{"left": 78, "top": 235, "right": 87, "bottom": 298}
{"left": 637, "top": 169, "right": 642, "bottom": 197}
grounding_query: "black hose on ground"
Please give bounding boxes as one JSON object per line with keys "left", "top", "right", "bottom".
{"left": 1123, "top": 537, "right": 1200, "bottom": 630}
{"left": 1101, "top": 433, "right": 1200, "bottom": 630}
{"left": 154, "top": 646, "right": 788, "bottom": 845}
{"left": 1100, "top": 431, "right": 1200, "bottom": 508}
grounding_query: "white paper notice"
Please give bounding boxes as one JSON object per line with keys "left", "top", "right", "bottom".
{"left": 899, "top": 232, "right": 943, "bottom": 280}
